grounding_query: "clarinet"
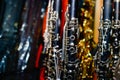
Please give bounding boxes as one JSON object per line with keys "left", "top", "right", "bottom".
{"left": 0, "top": 0, "right": 24, "bottom": 74}
{"left": 52, "top": 0, "right": 62, "bottom": 79}
{"left": 95, "top": 0, "right": 113, "bottom": 79}
{"left": 112, "top": 0, "right": 120, "bottom": 79}
{"left": 44, "top": 0, "right": 62, "bottom": 79}
{"left": 17, "top": 0, "right": 31, "bottom": 72}
{"left": 62, "top": 0, "right": 80, "bottom": 79}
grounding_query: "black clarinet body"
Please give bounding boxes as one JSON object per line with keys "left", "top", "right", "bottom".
{"left": 101, "top": 0, "right": 112, "bottom": 62}
{"left": 52, "top": 0, "right": 62, "bottom": 79}
{"left": 112, "top": 0, "right": 120, "bottom": 53}
{"left": 63, "top": 0, "right": 80, "bottom": 79}
{"left": 44, "top": 0, "right": 62, "bottom": 79}
{"left": 96, "top": 0, "right": 113, "bottom": 79}
{"left": 112, "top": 0, "right": 120, "bottom": 79}
{"left": 17, "top": 0, "right": 31, "bottom": 72}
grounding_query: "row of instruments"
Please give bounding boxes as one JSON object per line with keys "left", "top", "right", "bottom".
{"left": 43, "top": 0, "right": 120, "bottom": 80}
{"left": 0, "top": 0, "right": 119, "bottom": 80}
{"left": 43, "top": 0, "right": 80, "bottom": 79}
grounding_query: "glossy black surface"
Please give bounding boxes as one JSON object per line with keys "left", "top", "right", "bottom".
{"left": 103, "top": 0, "right": 113, "bottom": 20}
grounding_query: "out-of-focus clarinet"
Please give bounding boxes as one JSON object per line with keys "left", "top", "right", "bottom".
{"left": 111, "top": 0, "right": 120, "bottom": 79}
{"left": 62, "top": 0, "right": 80, "bottom": 79}
{"left": 43, "top": 0, "right": 62, "bottom": 79}
{"left": 95, "top": 0, "right": 113, "bottom": 79}
{"left": 0, "top": 0, "right": 24, "bottom": 74}
{"left": 17, "top": 0, "right": 31, "bottom": 72}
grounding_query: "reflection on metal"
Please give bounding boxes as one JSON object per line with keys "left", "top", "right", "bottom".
{"left": 77, "top": 0, "right": 96, "bottom": 79}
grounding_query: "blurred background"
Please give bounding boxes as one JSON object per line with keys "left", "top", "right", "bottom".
{"left": 0, "top": 0, "right": 119, "bottom": 80}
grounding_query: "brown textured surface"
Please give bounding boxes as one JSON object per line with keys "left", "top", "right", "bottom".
{"left": 93, "top": 0, "right": 103, "bottom": 44}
